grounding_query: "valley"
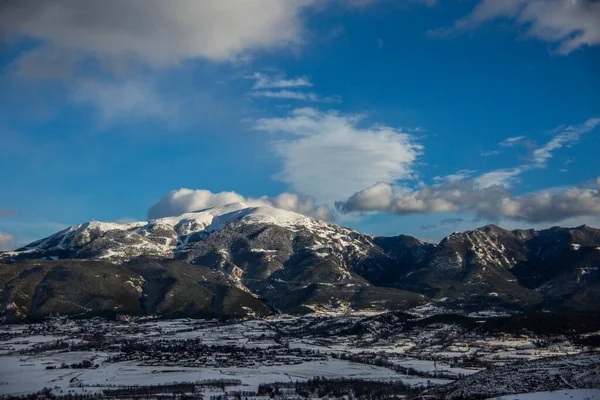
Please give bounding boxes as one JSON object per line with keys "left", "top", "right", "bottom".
{"left": 0, "top": 204, "right": 599, "bottom": 399}
{"left": 1, "top": 312, "right": 599, "bottom": 399}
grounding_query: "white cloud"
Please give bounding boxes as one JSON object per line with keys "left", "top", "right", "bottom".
{"left": 254, "top": 108, "right": 422, "bottom": 203}
{"left": 435, "top": 0, "right": 600, "bottom": 54}
{"left": 250, "top": 73, "right": 313, "bottom": 90}
{"left": 433, "top": 169, "right": 477, "bottom": 183}
{"left": 532, "top": 117, "right": 600, "bottom": 166}
{"left": 1, "top": 1, "right": 314, "bottom": 121}
{"left": 147, "top": 188, "right": 332, "bottom": 221}
{"left": 337, "top": 178, "right": 600, "bottom": 223}
{"left": 481, "top": 150, "right": 501, "bottom": 156}
{"left": 247, "top": 72, "right": 339, "bottom": 103}
{"left": 71, "top": 79, "right": 176, "bottom": 122}
{"left": 3, "top": 2, "right": 393, "bottom": 121}
{"left": 473, "top": 117, "right": 600, "bottom": 187}
{"left": 249, "top": 90, "right": 340, "bottom": 103}
{"left": 0, "top": 232, "right": 17, "bottom": 251}
{"left": 474, "top": 168, "right": 524, "bottom": 188}
{"left": 499, "top": 136, "right": 525, "bottom": 147}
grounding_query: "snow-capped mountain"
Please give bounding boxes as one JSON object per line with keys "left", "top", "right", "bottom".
{"left": 1, "top": 203, "right": 599, "bottom": 320}
{"left": 0, "top": 203, "right": 425, "bottom": 319}
{"left": 7, "top": 203, "right": 375, "bottom": 264}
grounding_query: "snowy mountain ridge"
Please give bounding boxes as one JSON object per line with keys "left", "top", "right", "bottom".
{"left": 1, "top": 203, "right": 599, "bottom": 318}
{"left": 8, "top": 203, "right": 333, "bottom": 263}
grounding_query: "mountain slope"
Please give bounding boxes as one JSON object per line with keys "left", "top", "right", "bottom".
{"left": 0, "top": 204, "right": 427, "bottom": 317}
{"left": 0, "top": 259, "right": 271, "bottom": 322}
{"left": 1, "top": 204, "right": 599, "bottom": 318}
{"left": 374, "top": 224, "right": 600, "bottom": 312}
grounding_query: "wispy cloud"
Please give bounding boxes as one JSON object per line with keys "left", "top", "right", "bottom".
{"left": 249, "top": 90, "right": 341, "bottom": 103}
{"left": 474, "top": 118, "right": 600, "bottom": 187}
{"left": 250, "top": 73, "right": 313, "bottom": 90}
{"left": 433, "top": 169, "right": 477, "bottom": 183}
{"left": 247, "top": 72, "right": 340, "bottom": 103}
{"left": 2, "top": 1, "right": 381, "bottom": 123}
{"left": 481, "top": 150, "right": 501, "bottom": 156}
{"left": 441, "top": 217, "right": 465, "bottom": 225}
{"left": 0, "top": 209, "right": 17, "bottom": 218}
{"left": 71, "top": 79, "right": 177, "bottom": 123}
{"left": 0, "top": 232, "right": 17, "bottom": 251}
{"left": 499, "top": 136, "right": 525, "bottom": 147}
{"left": 532, "top": 117, "right": 600, "bottom": 167}
{"left": 431, "top": 0, "right": 600, "bottom": 54}
{"left": 420, "top": 217, "right": 464, "bottom": 231}
{"left": 474, "top": 168, "right": 524, "bottom": 188}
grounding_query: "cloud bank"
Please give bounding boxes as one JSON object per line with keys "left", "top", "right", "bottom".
{"left": 336, "top": 179, "right": 600, "bottom": 223}
{"left": 148, "top": 188, "right": 332, "bottom": 221}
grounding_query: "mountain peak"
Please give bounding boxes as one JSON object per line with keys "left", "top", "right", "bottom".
{"left": 473, "top": 224, "right": 510, "bottom": 234}
{"left": 6, "top": 202, "right": 322, "bottom": 264}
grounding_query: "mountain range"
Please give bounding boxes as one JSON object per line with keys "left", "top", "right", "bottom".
{"left": 1, "top": 202, "right": 599, "bottom": 321}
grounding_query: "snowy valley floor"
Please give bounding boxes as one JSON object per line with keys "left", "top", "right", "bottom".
{"left": 0, "top": 314, "right": 599, "bottom": 399}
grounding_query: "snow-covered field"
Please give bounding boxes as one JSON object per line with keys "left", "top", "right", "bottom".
{"left": 0, "top": 355, "right": 415, "bottom": 397}
{"left": 0, "top": 316, "right": 597, "bottom": 398}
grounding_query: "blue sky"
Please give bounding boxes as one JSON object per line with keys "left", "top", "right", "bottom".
{"left": 1, "top": 0, "right": 599, "bottom": 248}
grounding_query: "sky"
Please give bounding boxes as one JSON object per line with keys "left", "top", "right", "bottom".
{"left": 0, "top": 0, "right": 599, "bottom": 249}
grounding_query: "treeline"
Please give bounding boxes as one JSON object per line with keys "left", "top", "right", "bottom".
{"left": 104, "top": 383, "right": 196, "bottom": 398}
{"left": 0, "top": 378, "right": 425, "bottom": 400}
{"left": 257, "top": 377, "right": 419, "bottom": 399}
{"left": 331, "top": 352, "right": 465, "bottom": 380}
{"left": 276, "top": 312, "right": 600, "bottom": 344}
{"left": 480, "top": 312, "right": 600, "bottom": 336}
